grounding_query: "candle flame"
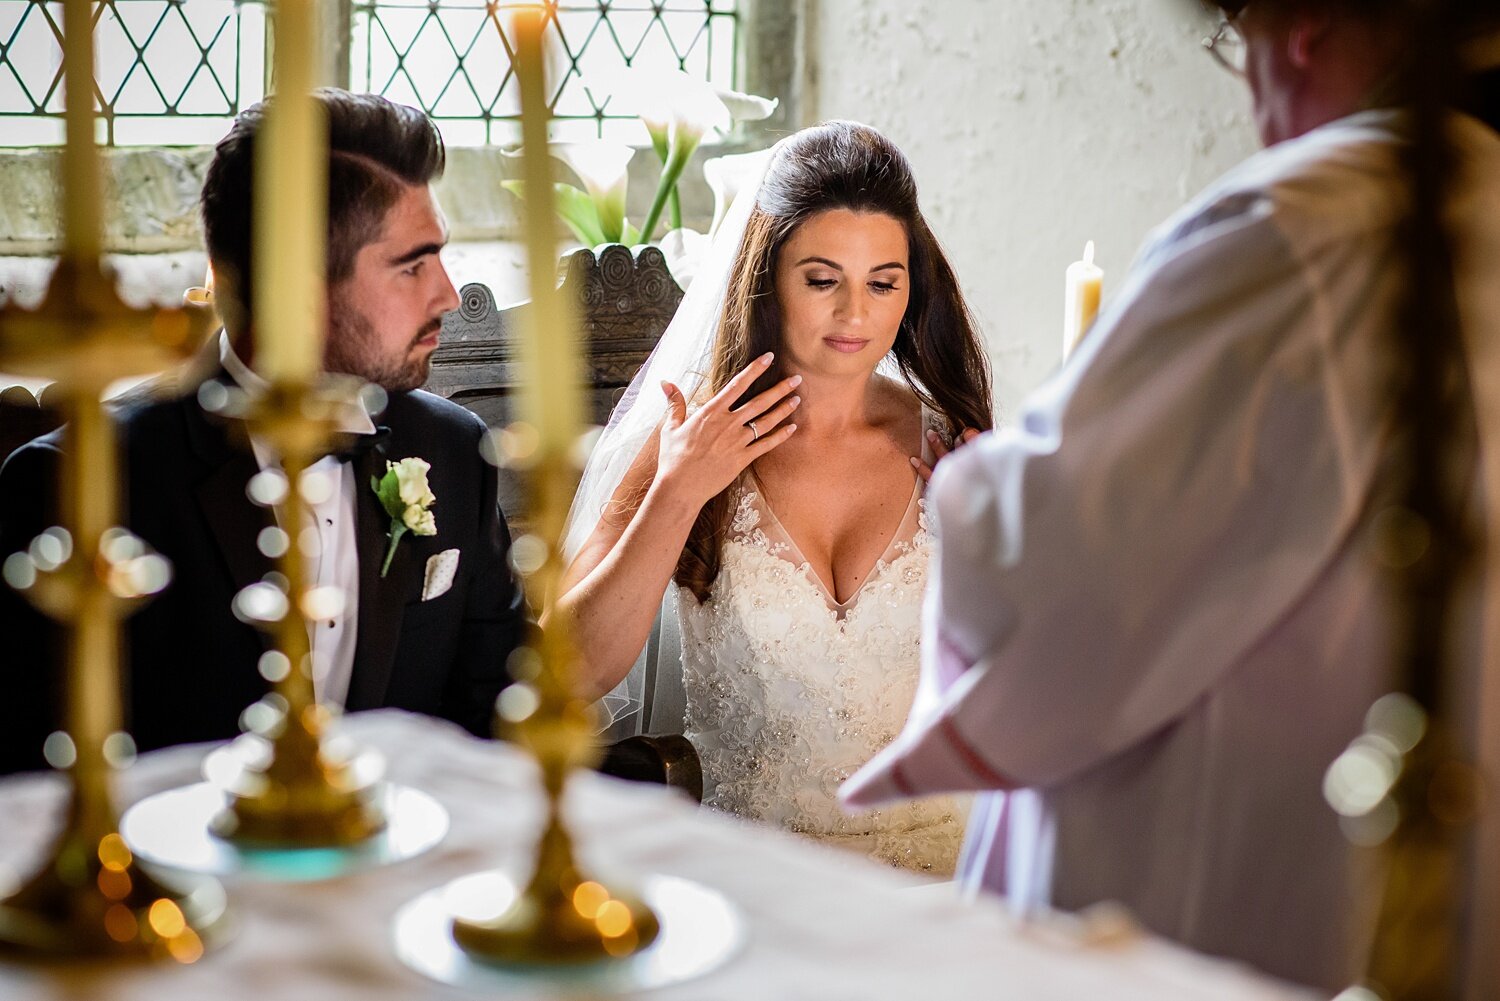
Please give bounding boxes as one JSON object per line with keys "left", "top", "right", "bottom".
{"left": 1083, "top": 240, "right": 1095, "bottom": 266}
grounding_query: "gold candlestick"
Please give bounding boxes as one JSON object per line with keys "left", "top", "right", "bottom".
{"left": 1327, "top": 9, "right": 1478, "bottom": 997}
{"left": 207, "top": 380, "right": 388, "bottom": 848}
{"left": 254, "top": 0, "right": 324, "bottom": 384}
{"left": 449, "top": 5, "right": 659, "bottom": 963}
{"left": 0, "top": 0, "right": 224, "bottom": 959}
{"left": 207, "top": 0, "right": 386, "bottom": 849}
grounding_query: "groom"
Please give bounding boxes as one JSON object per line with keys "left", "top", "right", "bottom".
{"left": 0, "top": 91, "right": 526, "bottom": 774}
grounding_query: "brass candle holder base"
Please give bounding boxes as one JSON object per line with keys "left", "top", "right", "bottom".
{"left": 398, "top": 870, "right": 744, "bottom": 992}
{"left": 0, "top": 819, "right": 226, "bottom": 962}
{"left": 451, "top": 708, "right": 660, "bottom": 965}
{"left": 209, "top": 704, "right": 388, "bottom": 849}
{"left": 451, "top": 865, "right": 661, "bottom": 965}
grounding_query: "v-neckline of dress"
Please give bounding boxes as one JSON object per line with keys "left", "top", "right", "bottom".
{"left": 746, "top": 467, "right": 923, "bottom": 611}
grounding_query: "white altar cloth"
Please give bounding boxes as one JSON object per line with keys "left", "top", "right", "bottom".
{"left": 0, "top": 711, "right": 1319, "bottom": 1000}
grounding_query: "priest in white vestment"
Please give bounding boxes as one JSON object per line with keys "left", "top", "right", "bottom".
{"left": 844, "top": 3, "right": 1500, "bottom": 994}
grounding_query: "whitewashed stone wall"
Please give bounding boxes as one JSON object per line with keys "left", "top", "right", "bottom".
{"left": 809, "top": 0, "right": 1259, "bottom": 414}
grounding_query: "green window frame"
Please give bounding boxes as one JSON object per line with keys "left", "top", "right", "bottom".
{"left": 0, "top": 0, "right": 760, "bottom": 148}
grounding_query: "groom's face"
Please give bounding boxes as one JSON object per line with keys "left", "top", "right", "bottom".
{"left": 325, "top": 183, "right": 460, "bottom": 391}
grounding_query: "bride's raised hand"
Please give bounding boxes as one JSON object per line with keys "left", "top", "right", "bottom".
{"left": 655, "top": 352, "right": 801, "bottom": 507}
{"left": 912, "top": 427, "right": 981, "bottom": 483}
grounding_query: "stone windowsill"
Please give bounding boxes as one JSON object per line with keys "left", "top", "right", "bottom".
{"left": 0, "top": 136, "right": 765, "bottom": 393}
{"left": 0, "top": 141, "right": 746, "bottom": 256}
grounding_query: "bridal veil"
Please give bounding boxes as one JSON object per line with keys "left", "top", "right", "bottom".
{"left": 563, "top": 141, "right": 781, "bottom": 736}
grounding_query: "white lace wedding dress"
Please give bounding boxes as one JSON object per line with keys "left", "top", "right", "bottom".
{"left": 679, "top": 421, "right": 967, "bottom": 874}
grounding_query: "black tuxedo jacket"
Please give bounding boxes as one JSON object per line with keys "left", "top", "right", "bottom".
{"left": 0, "top": 379, "right": 526, "bottom": 774}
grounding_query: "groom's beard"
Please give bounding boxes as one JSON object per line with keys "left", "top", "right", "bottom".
{"left": 325, "top": 307, "right": 439, "bottom": 392}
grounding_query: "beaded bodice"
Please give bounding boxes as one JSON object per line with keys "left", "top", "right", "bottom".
{"left": 679, "top": 447, "right": 965, "bottom": 874}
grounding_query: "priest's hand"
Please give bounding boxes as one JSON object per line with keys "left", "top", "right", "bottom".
{"left": 913, "top": 427, "right": 981, "bottom": 483}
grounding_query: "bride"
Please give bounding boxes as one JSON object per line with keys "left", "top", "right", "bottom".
{"left": 559, "top": 121, "right": 993, "bottom": 873}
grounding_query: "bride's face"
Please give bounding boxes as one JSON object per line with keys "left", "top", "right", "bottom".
{"left": 772, "top": 208, "right": 910, "bottom": 379}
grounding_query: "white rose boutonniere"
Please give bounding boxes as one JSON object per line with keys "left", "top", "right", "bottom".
{"left": 372, "top": 457, "right": 437, "bottom": 577}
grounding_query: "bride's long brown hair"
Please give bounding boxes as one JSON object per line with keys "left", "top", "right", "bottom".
{"left": 675, "top": 121, "right": 994, "bottom": 602}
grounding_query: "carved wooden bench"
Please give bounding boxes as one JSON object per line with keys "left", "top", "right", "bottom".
{"left": 0, "top": 385, "right": 61, "bottom": 469}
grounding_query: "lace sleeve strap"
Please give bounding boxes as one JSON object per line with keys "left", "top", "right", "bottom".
{"left": 920, "top": 402, "right": 943, "bottom": 465}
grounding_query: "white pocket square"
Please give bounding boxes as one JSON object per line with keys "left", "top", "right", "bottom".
{"left": 423, "top": 548, "right": 460, "bottom": 601}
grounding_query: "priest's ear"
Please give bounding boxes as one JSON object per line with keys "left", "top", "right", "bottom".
{"left": 1284, "top": 10, "right": 1334, "bottom": 69}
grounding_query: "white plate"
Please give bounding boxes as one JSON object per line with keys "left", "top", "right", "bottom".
{"left": 120, "top": 781, "right": 448, "bottom": 882}
{"left": 393, "top": 871, "right": 747, "bottom": 993}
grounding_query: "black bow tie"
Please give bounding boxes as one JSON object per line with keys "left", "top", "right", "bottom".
{"left": 324, "top": 426, "right": 391, "bottom": 464}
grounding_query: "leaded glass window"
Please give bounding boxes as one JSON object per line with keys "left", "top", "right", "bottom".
{"left": 352, "top": 1, "right": 741, "bottom": 146}
{"left": 0, "top": 1, "right": 268, "bottom": 146}
{"left": 0, "top": 0, "right": 740, "bottom": 148}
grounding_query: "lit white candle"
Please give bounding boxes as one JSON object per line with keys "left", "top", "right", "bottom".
{"left": 512, "top": 7, "right": 583, "bottom": 456}
{"left": 60, "top": 0, "right": 101, "bottom": 266}
{"left": 253, "top": 0, "right": 325, "bottom": 383}
{"left": 1063, "top": 240, "right": 1103, "bottom": 360}
{"left": 184, "top": 261, "right": 214, "bottom": 307}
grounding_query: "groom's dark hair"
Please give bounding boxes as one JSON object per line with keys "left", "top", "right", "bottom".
{"left": 200, "top": 88, "right": 446, "bottom": 335}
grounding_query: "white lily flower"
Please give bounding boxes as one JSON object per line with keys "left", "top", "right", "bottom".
{"left": 501, "top": 139, "right": 636, "bottom": 244}
{"left": 515, "top": 69, "right": 778, "bottom": 246}
{"left": 658, "top": 227, "right": 711, "bottom": 292}
{"left": 549, "top": 141, "right": 636, "bottom": 243}
{"left": 716, "top": 88, "right": 778, "bottom": 124}
{"left": 704, "top": 148, "right": 774, "bottom": 237}
{"left": 623, "top": 67, "right": 732, "bottom": 152}
{"left": 621, "top": 68, "right": 734, "bottom": 241}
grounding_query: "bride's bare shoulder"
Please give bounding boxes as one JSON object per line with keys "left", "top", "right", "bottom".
{"left": 870, "top": 375, "right": 925, "bottom": 436}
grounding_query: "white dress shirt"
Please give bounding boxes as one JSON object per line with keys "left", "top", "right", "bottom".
{"left": 220, "top": 333, "right": 375, "bottom": 708}
{"left": 843, "top": 109, "right": 1500, "bottom": 994}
